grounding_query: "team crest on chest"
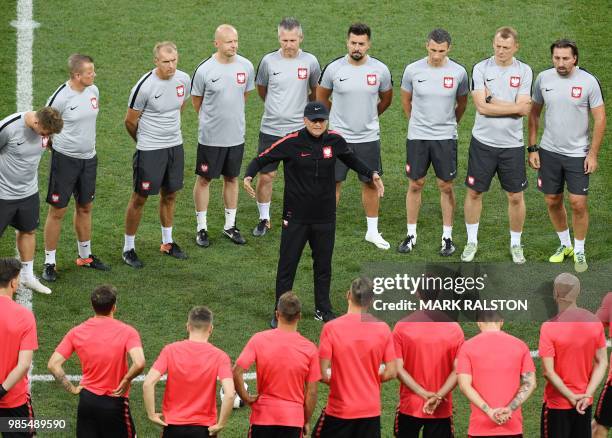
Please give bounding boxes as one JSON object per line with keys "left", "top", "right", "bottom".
{"left": 90, "top": 97, "right": 98, "bottom": 109}
{"left": 510, "top": 76, "right": 521, "bottom": 88}
{"left": 366, "top": 74, "right": 377, "bottom": 86}
{"left": 176, "top": 85, "right": 185, "bottom": 97}
{"left": 443, "top": 77, "right": 454, "bottom": 88}
{"left": 571, "top": 86, "right": 582, "bottom": 98}
{"left": 236, "top": 72, "right": 246, "bottom": 84}
{"left": 323, "top": 146, "right": 333, "bottom": 159}
{"left": 297, "top": 68, "right": 308, "bottom": 80}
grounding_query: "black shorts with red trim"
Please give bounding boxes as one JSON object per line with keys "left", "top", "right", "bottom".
{"left": 195, "top": 143, "right": 244, "bottom": 179}
{"left": 313, "top": 409, "right": 380, "bottom": 438}
{"left": 537, "top": 148, "right": 589, "bottom": 196}
{"left": 76, "top": 389, "right": 136, "bottom": 438}
{"left": 257, "top": 132, "right": 284, "bottom": 173}
{"left": 465, "top": 136, "right": 527, "bottom": 193}
{"left": 0, "top": 194, "right": 39, "bottom": 236}
{"left": 162, "top": 424, "right": 209, "bottom": 438}
{"left": 595, "top": 381, "right": 612, "bottom": 427}
{"left": 406, "top": 139, "right": 457, "bottom": 182}
{"left": 132, "top": 145, "right": 184, "bottom": 196}
{"left": 46, "top": 150, "right": 97, "bottom": 208}
{"left": 0, "top": 398, "right": 36, "bottom": 437}
{"left": 394, "top": 410, "right": 454, "bottom": 438}
{"left": 540, "top": 403, "right": 591, "bottom": 438}
{"left": 248, "top": 424, "right": 302, "bottom": 438}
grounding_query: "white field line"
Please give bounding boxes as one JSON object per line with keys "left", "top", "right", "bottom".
{"left": 32, "top": 340, "right": 612, "bottom": 383}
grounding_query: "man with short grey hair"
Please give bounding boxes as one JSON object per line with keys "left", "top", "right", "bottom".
{"left": 42, "top": 54, "right": 109, "bottom": 282}
{"left": 399, "top": 28, "right": 468, "bottom": 256}
{"left": 251, "top": 17, "right": 321, "bottom": 237}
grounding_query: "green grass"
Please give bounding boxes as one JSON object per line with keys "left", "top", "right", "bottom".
{"left": 0, "top": 0, "right": 611, "bottom": 436}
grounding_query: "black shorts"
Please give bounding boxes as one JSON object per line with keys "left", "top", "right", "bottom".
{"left": 406, "top": 139, "right": 457, "bottom": 182}
{"left": 538, "top": 149, "right": 589, "bottom": 196}
{"left": 162, "top": 424, "right": 209, "bottom": 438}
{"left": 0, "top": 399, "right": 35, "bottom": 437}
{"left": 195, "top": 143, "right": 244, "bottom": 179}
{"left": 394, "top": 411, "right": 454, "bottom": 438}
{"left": 0, "top": 194, "right": 39, "bottom": 236}
{"left": 540, "top": 403, "right": 591, "bottom": 438}
{"left": 335, "top": 140, "right": 382, "bottom": 183}
{"left": 133, "top": 145, "right": 184, "bottom": 196}
{"left": 595, "top": 381, "right": 612, "bottom": 427}
{"left": 465, "top": 136, "right": 527, "bottom": 193}
{"left": 249, "top": 424, "right": 302, "bottom": 438}
{"left": 314, "top": 410, "right": 380, "bottom": 438}
{"left": 257, "top": 132, "right": 284, "bottom": 173}
{"left": 46, "top": 150, "right": 97, "bottom": 208}
{"left": 76, "top": 389, "right": 136, "bottom": 438}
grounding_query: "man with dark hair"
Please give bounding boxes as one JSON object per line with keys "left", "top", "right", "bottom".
{"left": 539, "top": 273, "right": 608, "bottom": 438}
{"left": 315, "top": 277, "right": 397, "bottom": 438}
{"left": 251, "top": 17, "right": 321, "bottom": 237}
{"left": 48, "top": 285, "right": 145, "bottom": 438}
{"left": 462, "top": 26, "right": 533, "bottom": 264}
{"left": 0, "top": 258, "right": 38, "bottom": 437}
{"left": 244, "top": 102, "right": 384, "bottom": 327}
{"left": 42, "top": 53, "right": 109, "bottom": 282}
{"left": 528, "top": 39, "right": 606, "bottom": 272}
{"left": 317, "top": 22, "right": 393, "bottom": 250}
{"left": 122, "top": 41, "right": 191, "bottom": 268}
{"left": 192, "top": 24, "right": 255, "bottom": 247}
{"left": 457, "top": 311, "right": 536, "bottom": 437}
{"left": 398, "top": 28, "right": 468, "bottom": 256}
{"left": 233, "top": 292, "right": 320, "bottom": 437}
{"left": 393, "top": 292, "right": 464, "bottom": 437}
{"left": 0, "top": 107, "right": 63, "bottom": 294}
{"left": 143, "top": 306, "right": 235, "bottom": 437}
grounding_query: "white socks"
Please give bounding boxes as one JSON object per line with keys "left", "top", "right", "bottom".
{"left": 510, "top": 231, "right": 522, "bottom": 247}
{"left": 442, "top": 225, "right": 452, "bottom": 240}
{"left": 124, "top": 235, "right": 135, "bottom": 252}
{"left": 366, "top": 217, "right": 379, "bottom": 235}
{"left": 224, "top": 208, "right": 237, "bottom": 230}
{"left": 45, "top": 250, "right": 56, "bottom": 265}
{"left": 466, "top": 223, "right": 479, "bottom": 244}
{"left": 196, "top": 211, "right": 207, "bottom": 232}
{"left": 161, "top": 227, "right": 173, "bottom": 245}
{"left": 407, "top": 223, "right": 417, "bottom": 239}
{"left": 21, "top": 260, "right": 34, "bottom": 280}
{"left": 557, "top": 229, "right": 572, "bottom": 247}
{"left": 257, "top": 202, "right": 271, "bottom": 221}
{"left": 78, "top": 240, "right": 91, "bottom": 259}
{"left": 574, "top": 239, "right": 585, "bottom": 253}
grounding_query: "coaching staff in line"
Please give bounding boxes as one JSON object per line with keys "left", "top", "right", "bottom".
{"left": 243, "top": 101, "right": 384, "bottom": 328}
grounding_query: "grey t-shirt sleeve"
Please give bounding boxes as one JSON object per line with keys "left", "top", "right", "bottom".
{"left": 319, "top": 62, "right": 336, "bottom": 89}
{"left": 519, "top": 65, "right": 533, "bottom": 96}
{"left": 400, "top": 66, "right": 413, "bottom": 93}
{"left": 588, "top": 78, "right": 604, "bottom": 108}
{"left": 532, "top": 73, "right": 543, "bottom": 104}
{"left": 471, "top": 63, "right": 485, "bottom": 91}
{"left": 458, "top": 69, "right": 469, "bottom": 96}
{"left": 0, "top": 123, "right": 9, "bottom": 151}
{"left": 309, "top": 57, "right": 321, "bottom": 89}
{"left": 255, "top": 56, "right": 269, "bottom": 87}
{"left": 191, "top": 67, "right": 205, "bottom": 97}
{"left": 246, "top": 61, "right": 256, "bottom": 92}
{"left": 379, "top": 64, "right": 392, "bottom": 92}
{"left": 128, "top": 79, "right": 149, "bottom": 111}
{"left": 47, "top": 85, "right": 67, "bottom": 113}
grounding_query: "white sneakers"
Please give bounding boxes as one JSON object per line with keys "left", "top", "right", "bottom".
{"left": 21, "top": 276, "right": 52, "bottom": 294}
{"left": 365, "top": 232, "right": 390, "bottom": 250}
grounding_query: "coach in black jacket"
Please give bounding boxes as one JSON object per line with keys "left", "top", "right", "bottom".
{"left": 244, "top": 101, "right": 384, "bottom": 328}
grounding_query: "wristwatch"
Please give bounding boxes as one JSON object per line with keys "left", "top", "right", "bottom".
{"left": 527, "top": 145, "right": 539, "bottom": 153}
{"left": 485, "top": 95, "right": 493, "bottom": 104}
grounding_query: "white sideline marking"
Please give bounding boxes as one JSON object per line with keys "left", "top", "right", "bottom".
{"left": 11, "top": 0, "right": 39, "bottom": 112}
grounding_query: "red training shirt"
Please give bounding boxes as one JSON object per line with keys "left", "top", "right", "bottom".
{"left": 152, "top": 340, "right": 232, "bottom": 426}
{"left": 456, "top": 330, "right": 535, "bottom": 436}
{"left": 539, "top": 307, "right": 607, "bottom": 409}
{"left": 236, "top": 329, "right": 321, "bottom": 427}
{"left": 319, "top": 312, "right": 396, "bottom": 419}
{"left": 0, "top": 296, "right": 38, "bottom": 408}
{"left": 55, "top": 316, "right": 142, "bottom": 396}
{"left": 393, "top": 311, "right": 464, "bottom": 418}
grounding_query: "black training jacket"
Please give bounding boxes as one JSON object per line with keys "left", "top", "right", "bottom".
{"left": 245, "top": 128, "right": 374, "bottom": 224}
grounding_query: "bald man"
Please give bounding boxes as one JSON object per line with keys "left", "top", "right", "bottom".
{"left": 539, "top": 273, "right": 608, "bottom": 438}
{"left": 192, "top": 24, "right": 255, "bottom": 247}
